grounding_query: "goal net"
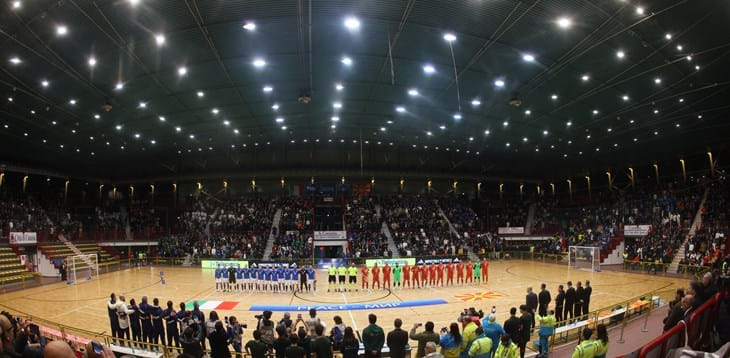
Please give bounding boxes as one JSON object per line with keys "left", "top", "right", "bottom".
{"left": 69, "top": 254, "right": 99, "bottom": 284}
{"left": 568, "top": 246, "right": 600, "bottom": 271}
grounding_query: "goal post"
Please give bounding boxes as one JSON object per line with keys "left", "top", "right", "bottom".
{"left": 69, "top": 254, "right": 99, "bottom": 284}
{"left": 568, "top": 246, "right": 600, "bottom": 271}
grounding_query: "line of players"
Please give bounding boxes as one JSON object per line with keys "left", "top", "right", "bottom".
{"left": 214, "top": 259, "right": 490, "bottom": 293}
{"left": 213, "top": 264, "right": 317, "bottom": 293}
{"left": 331, "top": 260, "right": 490, "bottom": 292}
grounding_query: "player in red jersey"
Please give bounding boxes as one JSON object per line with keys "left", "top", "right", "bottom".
{"left": 382, "top": 264, "right": 392, "bottom": 290}
{"left": 436, "top": 263, "right": 444, "bottom": 287}
{"left": 420, "top": 264, "right": 428, "bottom": 287}
{"left": 428, "top": 263, "right": 437, "bottom": 287}
{"left": 412, "top": 265, "right": 420, "bottom": 288}
{"left": 456, "top": 261, "right": 464, "bottom": 284}
{"left": 371, "top": 264, "right": 381, "bottom": 289}
{"left": 402, "top": 264, "right": 411, "bottom": 289}
{"left": 481, "top": 259, "right": 489, "bottom": 284}
{"left": 446, "top": 262, "right": 455, "bottom": 286}
{"left": 465, "top": 261, "right": 474, "bottom": 283}
{"left": 361, "top": 265, "right": 370, "bottom": 290}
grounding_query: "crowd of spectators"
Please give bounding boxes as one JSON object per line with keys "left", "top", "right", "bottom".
{"left": 0, "top": 197, "right": 53, "bottom": 237}
{"left": 345, "top": 198, "right": 389, "bottom": 258}
{"left": 682, "top": 179, "right": 729, "bottom": 268}
{"left": 381, "top": 195, "right": 458, "bottom": 257}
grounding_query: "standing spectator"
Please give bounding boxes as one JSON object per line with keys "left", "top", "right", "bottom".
{"left": 329, "top": 316, "right": 345, "bottom": 351}
{"left": 274, "top": 325, "right": 291, "bottom": 358}
{"left": 467, "top": 326, "right": 492, "bottom": 358}
{"left": 481, "top": 314, "right": 504, "bottom": 357}
{"left": 306, "top": 309, "right": 323, "bottom": 335}
{"left": 439, "top": 323, "right": 462, "bottom": 358}
{"left": 564, "top": 282, "right": 575, "bottom": 322}
{"left": 525, "top": 288, "right": 538, "bottom": 328}
{"left": 410, "top": 322, "right": 440, "bottom": 358}
{"left": 582, "top": 281, "right": 592, "bottom": 316}
{"left": 517, "top": 305, "right": 532, "bottom": 358}
{"left": 363, "top": 314, "right": 385, "bottom": 358}
{"left": 460, "top": 314, "right": 479, "bottom": 358}
{"left": 227, "top": 316, "right": 244, "bottom": 358}
{"left": 311, "top": 324, "right": 333, "bottom": 358}
{"left": 387, "top": 319, "right": 409, "bottom": 358}
{"left": 245, "top": 331, "right": 268, "bottom": 358}
{"left": 257, "top": 311, "right": 275, "bottom": 346}
{"left": 571, "top": 328, "right": 596, "bottom": 358}
{"left": 191, "top": 301, "right": 206, "bottom": 350}
{"left": 341, "top": 327, "right": 360, "bottom": 358}
{"left": 425, "top": 342, "right": 444, "bottom": 358}
{"left": 114, "top": 295, "right": 133, "bottom": 344}
{"left": 502, "top": 308, "right": 520, "bottom": 347}
{"left": 209, "top": 321, "right": 231, "bottom": 358}
{"left": 181, "top": 327, "right": 203, "bottom": 358}
{"left": 594, "top": 324, "right": 609, "bottom": 358}
{"left": 538, "top": 283, "right": 551, "bottom": 317}
{"left": 286, "top": 335, "right": 307, "bottom": 358}
{"left": 574, "top": 282, "right": 585, "bottom": 320}
{"left": 554, "top": 285, "right": 565, "bottom": 323}
{"left": 494, "top": 335, "right": 518, "bottom": 358}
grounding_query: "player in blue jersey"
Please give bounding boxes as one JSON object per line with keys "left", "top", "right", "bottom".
{"left": 256, "top": 267, "right": 265, "bottom": 291}
{"left": 242, "top": 266, "right": 251, "bottom": 291}
{"left": 289, "top": 267, "right": 298, "bottom": 292}
{"left": 307, "top": 265, "right": 316, "bottom": 292}
{"left": 235, "top": 265, "right": 244, "bottom": 292}
{"left": 266, "top": 267, "right": 275, "bottom": 292}
{"left": 214, "top": 264, "right": 224, "bottom": 292}
{"left": 277, "top": 266, "right": 286, "bottom": 293}
{"left": 221, "top": 265, "right": 230, "bottom": 292}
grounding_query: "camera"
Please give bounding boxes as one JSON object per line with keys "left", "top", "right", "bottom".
{"left": 254, "top": 314, "right": 263, "bottom": 320}
{"left": 242, "top": 324, "right": 248, "bottom": 329}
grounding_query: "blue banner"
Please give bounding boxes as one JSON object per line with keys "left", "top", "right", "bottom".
{"left": 249, "top": 299, "right": 447, "bottom": 312}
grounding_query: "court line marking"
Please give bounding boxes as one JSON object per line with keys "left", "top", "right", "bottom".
{"left": 340, "top": 293, "right": 358, "bottom": 332}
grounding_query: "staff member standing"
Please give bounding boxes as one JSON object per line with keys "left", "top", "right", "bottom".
{"left": 555, "top": 285, "right": 565, "bottom": 323}
{"left": 574, "top": 282, "right": 585, "bottom": 320}
{"left": 525, "top": 288, "right": 538, "bottom": 329}
{"left": 298, "top": 266, "right": 308, "bottom": 292}
{"left": 564, "top": 282, "right": 575, "bottom": 322}
{"left": 538, "top": 283, "right": 551, "bottom": 317}
{"left": 582, "top": 281, "right": 592, "bottom": 316}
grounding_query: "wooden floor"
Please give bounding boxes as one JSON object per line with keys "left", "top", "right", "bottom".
{"left": 0, "top": 260, "right": 686, "bottom": 341}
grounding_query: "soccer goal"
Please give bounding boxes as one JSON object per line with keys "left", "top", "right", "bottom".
{"left": 68, "top": 254, "right": 99, "bottom": 284}
{"left": 568, "top": 246, "right": 600, "bottom": 271}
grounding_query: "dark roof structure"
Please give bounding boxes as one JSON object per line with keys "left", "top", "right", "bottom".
{"left": 1, "top": 0, "right": 728, "bottom": 181}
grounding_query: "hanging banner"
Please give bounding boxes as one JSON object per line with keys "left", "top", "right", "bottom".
{"left": 9, "top": 232, "right": 36, "bottom": 245}
{"left": 365, "top": 257, "right": 416, "bottom": 268}
{"left": 498, "top": 227, "right": 525, "bottom": 235}
{"left": 200, "top": 260, "right": 248, "bottom": 269}
{"left": 314, "top": 231, "right": 347, "bottom": 241}
{"left": 624, "top": 225, "right": 652, "bottom": 237}
{"left": 416, "top": 257, "right": 461, "bottom": 265}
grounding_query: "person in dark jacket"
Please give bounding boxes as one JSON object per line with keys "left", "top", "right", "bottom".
{"left": 128, "top": 298, "right": 142, "bottom": 345}
{"left": 362, "top": 314, "right": 385, "bottom": 358}
{"left": 209, "top": 321, "right": 231, "bottom": 358}
{"left": 273, "top": 325, "right": 291, "bottom": 358}
{"left": 151, "top": 297, "right": 166, "bottom": 347}
{"left": 538, "top": 283, "right": 551, "bottom": 317}
{"left": 555, "top": 285, "right": 565, "bottom": 323}
{"left": 517, "top": 305, "right": 532, "bottom": 358}
{"left": 502, "top": 307, "right": 521, "bottom": 348}
{"left": 107, "top": 293, "right": 120, "bottom": 343}
{"left": 386, "top": 319, "right": 409, "bottom": 358}
{"left": 564, "top": 281, "right": 575, "bottom": 322}
{"left": 162, "top": 300, "right": 180, "bottom": 347}
{"left": 181, "top": 326, "right": 204, "bottom": 358}
{"left": 341, "top": 327, "right": 360, "bottom": 358}
{"left": 139, "top": 296, "right": 152, "bottom": 345}
{"left": 286, "top": 334, "right": 307, "bottom": 358}
{"left": 583, "top": 281, "right": 592, "bottom": 316}
{"left": 574, "top": 281, "right": 585, "bottom": 320}
{"left": 525, "top": 287, "right": 538, "bottom": 328}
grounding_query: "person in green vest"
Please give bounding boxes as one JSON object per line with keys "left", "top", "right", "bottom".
{"left": 723, "top": 260, "right": 728, "bottom": 275}
{"left": 347, "top": 264, "right": 358, "bottom": 292}
{"left": 571, "top": 328, "right": 597, "bottom": 358}
{"left": 473, "top": 261, "right": 482, "bottom": 284}
{"left": 337, "top": 265, "right": 347, "bottom": 292}
{"left": 537, "top": 310, "right": 556, "bottom": 357}
{"left": 493, "top": 335, "right": 518, "bottom": 358}
{"left": 393, "top": 263, "right": 402, "bottom": 289}
{"left": 327, "top": 265, "right": 336, "bottom": 292}
{"left": 467, "top": 326, "right": 492, "bottom": 358}
{"left": 594, "top": 324, "right": 609, "bottom": 358}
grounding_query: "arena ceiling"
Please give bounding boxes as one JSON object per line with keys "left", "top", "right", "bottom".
{"left": 1, "top": 0, "right": 729, "bottom": 181}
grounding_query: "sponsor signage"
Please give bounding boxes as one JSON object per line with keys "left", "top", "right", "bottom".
{"left": 250, "top": 299, "right": 447, "bottom": 312}
{"left": 498, "top": 227, "right": 525, "bottom": 235}
{"left": 201, "top": 260, "right": 249, "bottom": 269}
{"left": 314, "top": 231, "right": 347, "bottom": 241}
{"left": 249, "top": 261, "right": 298, "bottom": 268}
{"left": 416, "top": 257, "right": 460, "bottom": 265}
{"left": 624, "top": 225, "right": 652, "bottom": 237}
{"left": 9, "top": 232, "right": 37, "bottom": 245}
{"left": 503, "top": 236, "right": 554, "bottom": 241}
{"left": 316, "top": 258, "right": 347, "bottom": 269}
{"left": 365, "top": 257, "right": 416, "bottom": 268}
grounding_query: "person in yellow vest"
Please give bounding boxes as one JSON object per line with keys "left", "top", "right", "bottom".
{"left": 537, "top": 310, "right": 556, "bottom": 357}
{"left": 468, "top": 327, "right": 492, "bottom": 358}
{"left": 460, "top": 314, "right": 479, "bottom": 358}
{"left": 571, "top": 328, "right": 597, "bottom": 358}
{"left": 337, "top": 265, "right": 347, "bottom": 292}
{"left": 594, "top": 324, "right": 609, "bottom": 358}
{"left": 494, "top": 335, "right": 518, "bottom": 358}
{"left": 327, "top": 265, "right": 337, "bottom": 292}
{"left": 347, "top": 264, "right": 358, "bottom": 292}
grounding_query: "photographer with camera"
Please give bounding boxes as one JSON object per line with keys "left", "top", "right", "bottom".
{"left": 180, "top": 323, "right": 203, "bottom": 358}
{"left": 226, "top": 316, "right": 245, "bottom": 358}
{"left": 410, "top": 322, "right": 439, "bottom": 358}
{"left": 1, "top": 311, "right": 46, "bottom": 358}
